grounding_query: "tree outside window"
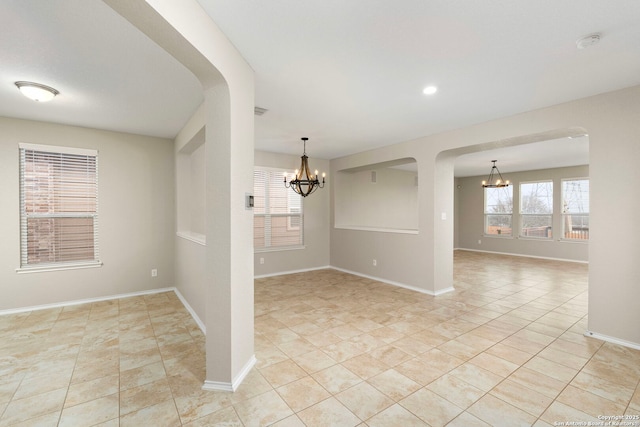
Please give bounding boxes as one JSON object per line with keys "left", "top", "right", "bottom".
{"left": 520, "top": 181, "right": 553, "bottom": 238}
{"left": 484, "top": 186, "right": 513, "bottom": 236}
{"left": 562, "top": 178, "right": 589, "bottom": 240}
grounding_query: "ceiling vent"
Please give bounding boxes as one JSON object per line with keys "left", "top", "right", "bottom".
{"left": 254, "top": 106, "right": 268, "bottom": 116}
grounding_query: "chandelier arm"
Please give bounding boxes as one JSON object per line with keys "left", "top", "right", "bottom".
{"left": 284, "top": 137, "right": 325, "bottom": 197}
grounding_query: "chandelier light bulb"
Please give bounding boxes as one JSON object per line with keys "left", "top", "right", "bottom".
{"left": 481, "top": 160, "right": 510, "bottom": 188}
{"left": 284, "top": 137, "right": 326, "bottom": 197}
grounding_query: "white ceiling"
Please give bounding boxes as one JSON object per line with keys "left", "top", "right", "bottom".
{"left": 2, "top": 0, "right": 639, "bottom": 176}
{"left": 454, "top": 136, "right": 589, "bottom": 177}
{"left": 0, "top": 0, "right": 203, "bottom": 139}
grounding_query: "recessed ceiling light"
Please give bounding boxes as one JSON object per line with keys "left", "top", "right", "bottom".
{"left": 15, "top": 81, "right": 59, "bottom": 102}
{"left": 423, "top": 85, "right": 438, "bottom": 95}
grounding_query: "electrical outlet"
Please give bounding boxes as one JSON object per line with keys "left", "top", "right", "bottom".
{"left": 151, "top": 269, "right": 158, "bottom": 277}
{"left": 373, "top": 259, "right": 377, "bottom": 266}
{"left": 478, "top": 240, "right": 481, "bottom": 245}
{"left": 260, "top": 257, "right": 264, "bottom": 265}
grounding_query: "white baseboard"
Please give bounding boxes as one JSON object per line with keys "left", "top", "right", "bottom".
{"left": 584, "top": 330, "right": 640, "bottom": 351}
{"left": 254, "top": 265, "right": 332, "bottom": 279}
{"left": 0, "top": 286, "right": 207, "bottom": 336}
{"left": 455, "top": 248, "right": 588, "bottom": 264}
{"left": 0, "top": 287, "right": 176, "bottom": 317}
{"left": 202, "top": 355, "right": 257, "bottom": 392}
{"left": 330, "top": 266, "right": 455, "bottom": 296}
{"left": 172, "top": 288, "right": 206, "bottom": 334}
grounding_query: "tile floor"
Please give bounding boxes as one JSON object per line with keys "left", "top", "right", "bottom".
{"left": 1, "top": 250, "right": 639, "bottom": 426}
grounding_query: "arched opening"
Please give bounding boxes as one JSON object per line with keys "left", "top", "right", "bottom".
{"left": 106, "top": 1, "right": 256, "bottom": 391}
{"left": 434, "top": 127, "right": 589, "bottom": 295}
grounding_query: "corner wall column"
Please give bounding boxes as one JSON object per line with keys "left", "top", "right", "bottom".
{"left": 202, "top": 84, "right": 255, "bottom": 391}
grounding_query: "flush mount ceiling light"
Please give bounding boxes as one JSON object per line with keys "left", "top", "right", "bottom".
{"left": 423, "top": 85, "right": 438, "bottom": 95}
{"left": 15, "top": 81, "right": 59, "bottom": 102}
{"left": 482, "top": 160, "right": 510, "bottom": 188}
{"left": 284, "top": 137, "right": 326, "bottom": 197}
{"left": 576, "top": 33, "right": 601, "bottom": 49}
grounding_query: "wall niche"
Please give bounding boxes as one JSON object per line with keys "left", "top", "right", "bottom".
{"left": 334, "top": 158, "right": 418, "bottom": 233}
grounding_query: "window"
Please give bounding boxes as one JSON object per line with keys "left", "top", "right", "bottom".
{"left": 562, "top": 178, "right": 589, "bottom": 240}
{"left": 19, "top": 143, "right": 99, "bottom": 268}
{"left": 253, "top": 168, "right": 303, "bottom": 250}
{"left": 484, "top": 186, "right": 513, "bottom": 236}
{"left": 520, "top": 181, "right": 553, "bottom": 238}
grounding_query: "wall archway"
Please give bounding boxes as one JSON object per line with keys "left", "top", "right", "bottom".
{"left": 433, "top": 126, "right": 589, "bottom": 293}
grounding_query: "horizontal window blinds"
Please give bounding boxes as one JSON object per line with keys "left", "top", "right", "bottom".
{"left": 19, "top": 144, "right": 99, "bottom": 267}
{"left": 254, "top": 168, "right": 303, "bottom": 250}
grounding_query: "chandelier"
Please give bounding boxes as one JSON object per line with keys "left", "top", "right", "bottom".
{"left": 284, "top": 137, "right": 326, "bottom": 197}
{"left": 482, "top": 160, "right": 510, "bottom": 188}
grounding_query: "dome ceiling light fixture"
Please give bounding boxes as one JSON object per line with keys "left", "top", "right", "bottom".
{"left": 576, "top": 33, "right": 601, "bottom": 49}
{"left": 284, "top": 137, "right": 326, "bottom": 197}
{"left": 15, "top": 81, "right": 59, "bottom": 102}
{"left": 482, "top": 160, "right": 510, "bottom": 188}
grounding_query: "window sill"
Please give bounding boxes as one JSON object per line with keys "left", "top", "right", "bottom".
{"left": 16, "top": 261, "right": 103, "bottom": 274}
{"left": 558, "top": 239, "right": 589, "bottom": 244}
{"left": 517, "top": 236, "right": 553, "bottom": 241}
{"left": 334, "top": 225, "right": 419, "bottom": 235}
{"left": 255, "top": 245, "right": 305, "bottom": 253}
{"left": 483, "top": 234, "right": 513, "bottom": 239}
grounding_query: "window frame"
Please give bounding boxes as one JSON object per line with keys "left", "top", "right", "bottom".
{"left": 561, "top": 177, "right": 589, "bottom": 241}
{"left": 483, "top": 185, "right": 513, "bottom": 237}
{"left": 18, "top": 143, "right": 101, "bottom": 272}
{"left": 519, "top": 180, "right": 554, "bottom": 240}
{"left": 253, "top": 167, "right": 304, "bottom": 252}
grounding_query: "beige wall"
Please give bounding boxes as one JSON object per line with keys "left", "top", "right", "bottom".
{"left": 254, "top": 150, "right": 330, "bottom": 276}
{"left": 335, "top": 166, "right": 418, "bottom": 231}
{"left": 174, "top": 106, "right": 207, "bottom": 325}
{"left": 331, "top": 85, "right": 640, "bottom": 346}
{"left": 456, "top": 165, "right": 589, "bottom": 262}
{"left": 0, "top": 116, "right": 175, "bottom": 311}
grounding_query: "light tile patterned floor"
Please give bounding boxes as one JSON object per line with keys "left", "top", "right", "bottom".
{"left": 1, "top": 251, "right": 639, "bottom": 426}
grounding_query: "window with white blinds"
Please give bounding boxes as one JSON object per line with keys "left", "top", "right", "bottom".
{"left": 253, "top": 168, "right": 303, "bottom": 251}
{"left": 19, "top": 143, "right": 100, "bottom": 268}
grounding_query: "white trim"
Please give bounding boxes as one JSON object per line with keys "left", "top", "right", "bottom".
{"left": 557, "top": 238, "right": 589, "bottom": 244}
{"left": 202, "top": 355, "right": 257, "bottom": 392}
{"left": 455, "top": 248, "right": 588, "bottom": 264}
{"left": 255, "top": 245, "right": 305, "bottom": 254}
{"left": 256, "top": 265, "right": 455, "bottom": 296}
{"left": 176, "top": 231, "right": 206, "bottom": 246}
{"left": 0, "top": 287, "right": 175, "bottom": 317}
{"left": 202, "top": 380, "right": 234, "bottom": 392}
{"left": 334, "top": 225, "right": 419, "bottom": 235}
{"left": 255, "top": 265, "right": 331, "bottom": 279}
{"left": 584, "top": 330, "right": 640, "bottom": 351}
{"left": 330, "top": 266, "right": 455, "bottom": 296}
{"left": 19, "top": 142, "right": 98, "bottom": 156}
{"left": 0, "top": 286, "right": 207, "bottom": 337}
{"left": 16, "top": 261, "right": 103, "bottom": 274}
{"left": 173, "top": 288, "right": 206, "bottom": 334}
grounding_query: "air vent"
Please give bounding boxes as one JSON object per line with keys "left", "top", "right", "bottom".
{"left": 254, "top": 106, "right": 268, "bottom": 116}
{"left": 371, "top": 171, "right": 377, "bottom": 183}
